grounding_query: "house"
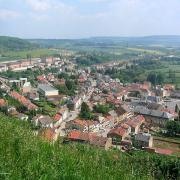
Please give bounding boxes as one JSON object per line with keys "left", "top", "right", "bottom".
{"left": 125, "top": 115, "right": 145, "bottom": 134}
{"left": 67, "top": 119, "right": 98, "bottom": 132}
{"left": 163, "top": 84, "right": 175, "bottom": 91}
{"left": 134, "top": 106, "right": 176, "bottom": 127}
{"left": 116, "top": 104, "right": 133, "bottom": 123}
{"left": 22, "top": 82, "right": 31, "bottom": 93}
{"left": 47, "top": 73, "right": 55, "bottom": 82}
{"left": 7, "top": 106, "right": 18, "bottom": 116}
{"left": 103, "top": 115, "right": 115, "bottom": 128}
{"left": 97, "top": 114, "right": 114, "bottom": 129}
{"left": 36, "top": 75, "right": 46, "bottom": 82}
{"left": 67, "top": 130, "right": 112, "bottom": 150}
{"left": 0, "top": 99, "right": 6, "bottom": 107}
{"left": 54, "top": 78, "right": 65, "bottom": 86}
{"left": 38, "top": 84, "right": 59, "bottom": 97}
{"left": 107, "top": 124, "right": 131, "bottom": 145}
{"left": 89, "top": 136, "right": 112, "bottom": 150}
{"left": 0, "top": 64, "right": 7, "bottom": 72}
{"left": 15, "top": 113, "right": 28, "bottom": 121}
{"left": 134, "top": 133, "right": 153, "bottom": 148}
{"left": 32, "top": 115, "right": 54, "bottom": 128}
{"left": 7, "top": 62, "right": 21, "bottom": 71}
{"left": 59, "top": 107, "right": 69, "bottom": 121}
{"left": 9, "top": 91, "right": 38, "bottom": 110}
{"left": 146, "top": 96, "right": 162, "bottom": 104}
{"left": 9, "top": 78, "right": 28, "bottom": 88}
{"left": 43, "top": 57, "right": 54, "bottom": 65}
{"left": 73, "top": 97, "right": 82, "bottom": 110}
{"left": 28, "top": 92, "right": 39, "bottom": 101}
{"left": 170, "top": 90, "right": 180, "bottom": 99}
{"left": 68, "top": 130, "right": 89, "bottom": 143}
{"left": 108, "top": 110, "right": 118, "bottom": 122}
{"left": 53, "top": 113, "right": 63, "bottom": 126}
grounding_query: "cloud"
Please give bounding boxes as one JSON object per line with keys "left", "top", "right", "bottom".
{"left": 26, "top": 0, "right": 51, "bottom": 11}
{"left": 0, "top": 9, "right": 20, "bottom": 20}
{"left": 25, "top": 0, "right": 75, "bottom": 14}
{"left": 1, "top": 0, "right": 180, "bottom": 38}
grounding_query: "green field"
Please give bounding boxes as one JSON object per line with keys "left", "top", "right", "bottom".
{"left": 145, "top": 63, "right": 180, "bottom": 87}
{"left": 127, "top": 47, "right": 165, "bottom": 55}
{"left": 0, "top": 48, "right": 57, "bottom": 61}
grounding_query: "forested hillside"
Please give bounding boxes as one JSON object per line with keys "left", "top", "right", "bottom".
{"left": 0, "top": 36, "right": 39, "bottom": 52}
{"left": 0, "top": 113, "right": 179, "bottom": 179}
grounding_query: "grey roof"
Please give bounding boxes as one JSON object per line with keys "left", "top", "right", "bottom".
{"left": 134, "top": 106, "right": 174, "bottom": 120}
{"left": 108, "top": 110, "right": 117, "bottom": 117}
{"left": 135, "top": 133, "right": 151, "bottom": 142}
{"left": 16, "top": 113, "right": 28, "bottom": 118}
{"left": 38, "top": 84, "right": 58, "bottom": 92}
{"left": 33, "top": 115, "right": 53, "bottom": 125}
{"left": 39, "top": 117, "right": 53, "bottom": 125}
{"left": 146, "top": 96, "right": 161, "bottom": 103}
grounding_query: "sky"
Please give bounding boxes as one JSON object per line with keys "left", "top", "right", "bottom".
{"left": 0, "top": 0, "right": 180, "bottom": 39}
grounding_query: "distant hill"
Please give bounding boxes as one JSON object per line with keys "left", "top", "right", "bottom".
{"left": 0, "top": 36, "right": 39, "bottom": 52}
{"left": 28, "top": 35, "right": 180, "bottom": 49}
{"left": 1, "top": 35, "right": 180, "bottom": 53}
{"left": 91, "top": 35, "right": 180, "bottom": 46}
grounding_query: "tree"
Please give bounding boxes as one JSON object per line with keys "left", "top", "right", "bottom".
{"left": 12, "top": 82, "right": 20, "bottom": 92}
{"left": 93, "top": 104, "right": 110, "bottom": 114}
{"left": 58, "top": 73, "right": 69, "bottom": 79}
{"left": 79, "top": 102, "right": 93, "bottom": 120}
{"left": 16, "top": 105, "right": 27, "bottom": 113}
{"left": 175, "top": 104, "right": 179, "bottom": 113}
{"left": 67, "top": 103, "right": 74, "bottom": 111}
{"left": 65, "top": 80, "right": 76, "bottom": 91}
{"left": 102, "top": 89, "right": 108, "bottom": 94}
{"left": 147, "top": 72, "right": 156, "bottom": 85}
{"left": 156, "top": 73, "right": 164, "bottom": 84}
{"left": 165, "top": 121, "right": 180, "bottom": 137}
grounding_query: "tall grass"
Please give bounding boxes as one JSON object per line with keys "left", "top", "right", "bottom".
{"left": 0, "top": 113, "right": 179, "bottom": 180}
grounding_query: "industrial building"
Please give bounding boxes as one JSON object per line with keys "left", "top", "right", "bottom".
{"left": 38, "top": 84, "right": 59, "bottom": 97}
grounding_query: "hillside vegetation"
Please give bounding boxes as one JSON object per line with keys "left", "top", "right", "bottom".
{"left": 0, "top": 36, "right": 57, "bottom": 60}
{"left": 0, "top": 36, "right": 39, "bottom": 52}
{"left": 0, "top": 113, "right": 180, "bottom": 180}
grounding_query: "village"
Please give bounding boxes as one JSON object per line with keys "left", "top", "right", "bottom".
{"left": 0, "top": 55, "right": 180, "bottom": 156}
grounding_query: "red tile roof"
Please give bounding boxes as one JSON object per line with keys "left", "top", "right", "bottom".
{"left": 10, "top": 91, "right": 38, "bottom": 110}
{"left": 68, "top": 130, "right": 81, "bottom": 140}
{"left": 37, "top": 75, "right": 46, "bottom": 81}
{"left": 39, "top": 128, "right": 56, "bottom": 142}
{"left": 53, "top": 113, "right": 62, "bottom": 121}
{"left": 126, "top": 115, "right": 145, "bottom": 128}
{"left": 73, "top": 119, "right": 97, "bottom": 127}
{"left": 108, "top": 126, "right": 127, "bottom": 137}
{"left": 68, "top": 130, "right": 97, "bottom": 142}
{"left": 0, "top": 99, "right": 6, "bottom": 106}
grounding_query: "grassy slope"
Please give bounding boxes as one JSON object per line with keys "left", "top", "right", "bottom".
{"left": 0, "top": 36, "right": 37, "bottom": 51}
{"left": 0, "top": 113, "right": 180, "bottom": 180}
